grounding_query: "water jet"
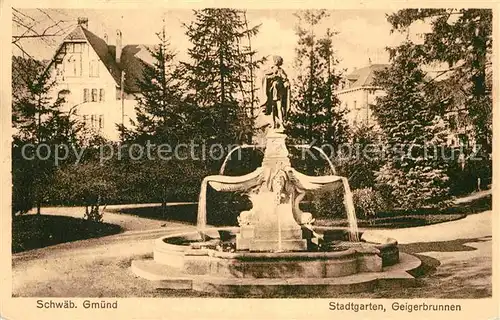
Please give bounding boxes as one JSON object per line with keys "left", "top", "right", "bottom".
{"left": 131, "top": 130, "right": 421, "bottom": 296}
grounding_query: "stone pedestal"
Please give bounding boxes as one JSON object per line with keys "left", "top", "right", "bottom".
{"left": 236, "top": 130, "right": 308, "bottom": 252}
{"left": 261, "top": 131, "right": 291, "bottom": 169}
{"left": 236, "top": 225, "right": 254, "bottom": 250}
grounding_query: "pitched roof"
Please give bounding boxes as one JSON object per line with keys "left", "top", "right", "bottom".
{"left": 57, "top": 25, "right": 154, "bottom": 93}
{"left": 81, "top": 27, "right": 123, "bottom": 86}
{"left": 108, "top": 44, "right": 155, "bottom": 93}
{"left": 64, "top": 25, "right": 87, "bottom": 41}
{"left": 346, "top": 64, "right": 388, "bottom": 88}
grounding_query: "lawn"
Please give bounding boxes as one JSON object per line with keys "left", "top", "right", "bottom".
{"left": 12, "top": 214, "right": 122, "bottom": 253}
{"left": 111, "top": 195, "right": 491, "bottom": 229}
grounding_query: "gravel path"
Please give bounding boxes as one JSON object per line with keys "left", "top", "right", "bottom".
{"left": 26, "top": 203, "right": 192, "bottom": 231}
{"left": 13, "top": 195, "right": 493, "bottom": 298}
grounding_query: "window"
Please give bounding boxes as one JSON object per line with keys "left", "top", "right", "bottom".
{"left": 91, "top": 115, "right": 97, "bottom": 128}
{"left": 89, "top": 60, "right": 99, "bottom": 77}
{"left": 82, "top": 115, "right": 88, "bottom": 126}
{"left": 66, "top": 55, "right": 76, "bottom": 76}
{"left": 83, "top": 89, "right": 90, "bottom": 102}
{"left": 64, "top": 54, "right": 81, "bottom": 77}
{"left": 99, "top": 89, "right": 105, "bottom": 102}
{"left": 65, "top": 43, "right": 84, "bottom": 53}
{"left": 354, "top": 100, "right": 357, "bottom": 110}
{"left": 98, "top": 115, "right": 104, "bottom": 129}
{"left": 91, "top": 89, "right": 98, "bottom": 102}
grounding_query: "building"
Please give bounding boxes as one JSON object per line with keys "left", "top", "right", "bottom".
{"left": 334, "top": 63, "right": 388, "bottom": 128}
{"left": 46, "top": 17, "right": 154, "bottom": 140}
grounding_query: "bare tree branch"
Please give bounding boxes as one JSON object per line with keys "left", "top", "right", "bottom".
{"left": 12, "top": 8, "right": 71, "bottom": 56}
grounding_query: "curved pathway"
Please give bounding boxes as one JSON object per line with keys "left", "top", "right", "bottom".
{"left": 12, "top": 204, "right": 492, "bottom": 298}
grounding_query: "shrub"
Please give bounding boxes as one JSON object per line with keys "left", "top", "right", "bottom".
{"left": 352, "top": 187, "right": 388, "bottom": 219}
{"left": 84, "top": 205, "right": 104, "bottom": 222}
{"left": 375, "top": 163, "right": 450, "bottom": 210}
{"left": 309, "top": 183, "right": 346, "bottom": 219}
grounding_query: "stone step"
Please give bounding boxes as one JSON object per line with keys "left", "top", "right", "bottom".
{"left": 131, "top": 253, "right": 421, "bottom": 295}
{"left": 130, "top": 260, "right": 193, "bottom": 290}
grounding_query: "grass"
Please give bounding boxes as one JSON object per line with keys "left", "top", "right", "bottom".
{"left": 316, "top": 195, "right": 491, "bottom": 229}
{"left": 315, "top": 214, "right": 467, "bottom": 229}
{"left": 111, "top": 202, "right": 241, "bottom": 226}
{"left": 110, "top": 204, "right": 198, "bottom": 223}
{"left": 112, "top": 195, "right": 490, "bottom": 229}
{"left": 12, "top": 215, "right": 122, "bottom": 253}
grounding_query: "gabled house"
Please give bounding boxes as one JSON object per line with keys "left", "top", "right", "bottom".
{"left": 47, "top": 17, "right": 154, "bottom": 140}
{"left": 334, "top": 63, "right": 388, "bottom": 128}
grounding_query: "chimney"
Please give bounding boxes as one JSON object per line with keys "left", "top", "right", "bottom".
{"left": 77, "top": 17, "right": 88, "bottom": 29}
{"left": 116, "top": 30, "right": 122, "bottom": 64}
{"left": 104, "top": 33, "right": 108, "bottom": 44}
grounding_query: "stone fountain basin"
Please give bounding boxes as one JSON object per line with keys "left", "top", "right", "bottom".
{"left": 153, "top": 227, "right": 399, "bottom": 279}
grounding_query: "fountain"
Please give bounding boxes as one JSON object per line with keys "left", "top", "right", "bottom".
{"left": 131, "top": 56, "right": 422, "bottom": 296}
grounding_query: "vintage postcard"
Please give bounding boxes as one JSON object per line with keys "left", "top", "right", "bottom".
{"left": 1, "top": 0, "right": 498, "bottom": 319}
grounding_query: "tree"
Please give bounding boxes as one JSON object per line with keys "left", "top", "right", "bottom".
{"left": 372, "top": 42, "right": 451, "bottom": 209}
{"left": 12, "top": 9, "right": 74, "bottom": 62}
{"left": 286, "top": 10, "right": 349, "bottom": 174}
{"left": 335, "top": 124, "right": 385, "bottom": 190}
{"left": 12, "top": 56, "right": 80, "bottom": 214}
{"left": 132, "top": 22, "right": 186, "bottom": 145}
{"left": 182, "top": 8, "right": 263, "bottom": 147}
{"left": 386, "top": 9, "right": 493, "bottom": 188}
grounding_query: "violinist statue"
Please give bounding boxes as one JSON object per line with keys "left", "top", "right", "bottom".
{"left": 261, "top": 55, "right": 290, "bottom": 132}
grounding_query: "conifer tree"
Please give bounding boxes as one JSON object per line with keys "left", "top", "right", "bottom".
{"left": 386, "top": 9, "right": 492, "bottom": 189}
{"left": 286, "top": 10, "right": 349, "bottom": 174}
{"left": 133, "top": 22, "right": 185, "bottom": 145}
{"left": 372, "top": 42, "right": 451, "bottom": 209}
{"left": 12, "top": 57, "right": 79, "bottom": 214}
{"left": 183, "top": 8, "right": 263, "bottom": 146}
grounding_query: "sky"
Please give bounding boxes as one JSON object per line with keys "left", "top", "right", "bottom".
{"left": 13, "top": 8, "right": 428, "bottom": 75}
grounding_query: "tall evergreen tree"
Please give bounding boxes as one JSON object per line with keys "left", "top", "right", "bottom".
{"left": 372, "top": 42, "right": 451, "bottom": 209}
{"left": 183, "top": 8, "right": 263, "bottom": 146}
{"left": 386, "top": 9, "right": 492, "bottom": 186}
{"left": 12, "top": 57, "right": 79, "bottom": 214}
{"left": 132, "top": 22, "right": 185, "bottom": 145}
{"left": 286, "top": 10, "right": 349, "bottom": 174}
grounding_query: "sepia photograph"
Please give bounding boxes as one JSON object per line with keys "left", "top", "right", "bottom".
{"left": 1, "top": 2, "right": 498, "bottom": 319}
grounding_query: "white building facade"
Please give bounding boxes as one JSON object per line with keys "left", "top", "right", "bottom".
{"left": 47, "top": 17, "right": 153, "bottom": 141}
{"left": 334, "top": 63, "right": 388, "bottom": 128}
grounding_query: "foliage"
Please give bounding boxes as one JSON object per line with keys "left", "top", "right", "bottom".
{"left": 385, "top": 9, "right": 492, "bottom": 195}
{"left": 310, "top": 185, "right": 388, "bottom": 220}
{"left": 51, "top": 160, "right": 119, "bottom": 220}
{"left": 309, "top": 183, "right": 346, "bottom": 219}
{"left": 132, "top": 28, "right": 186, "bottom": 145}
{"left": 334, "top": 124, "right": 385, "bottom": 189}
{"left": 12, "top": 56, "right": 81, "bottom": 214}
{"left": 352, "top": 188, "right": 388, "bottom": 220}
{"left": 372, "top": 41, "right": 452, "bottom": 209}
{"left": 286, "top": 10, "right": 350, "bottom": 174}
{"left": 182, "top": 8, "right": 265, "bottom": 146}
